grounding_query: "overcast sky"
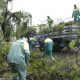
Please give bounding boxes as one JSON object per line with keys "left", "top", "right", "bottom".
{"left": 8, "top": 0, "right": 80, "bottom": 25}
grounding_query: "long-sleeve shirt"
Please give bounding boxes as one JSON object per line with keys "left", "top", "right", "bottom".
{"left": 72, "top": 8, "right": 80, "bottom": 18}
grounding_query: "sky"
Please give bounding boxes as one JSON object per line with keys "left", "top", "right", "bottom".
{"left": 8, "top": 0, "right": 80, "bottom": 25}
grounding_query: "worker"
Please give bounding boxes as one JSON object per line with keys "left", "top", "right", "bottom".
{"left": 7, "top": 36, "right": 30, "bottom": 80}
{"left": 47, "top": 16, "right": 53, "bottom": 27}
{"left": 43, "top": 37, "right": 56, "bottom": 61}
{"left": 72, "top": 4, "right": 80, "bottom": 22}
{"left": 29, "top": 36, "right": 36, "bottom": 51}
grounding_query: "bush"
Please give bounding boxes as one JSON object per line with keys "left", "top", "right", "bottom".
{"left": 0, "top": 42, "right": 11, "bottom": 68}
{"left": 28, "top": 50, "right": 80, "bottom": 80}
{"left": 1, "top": 45, "right": 80, "bottom": 80}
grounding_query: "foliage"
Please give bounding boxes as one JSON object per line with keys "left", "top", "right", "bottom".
{"left": 39, "top": 22, "right": 65, "bottom": 34}
{"left": 39, "top": 27, "right": 51, "bottom": 34}
{"left": 38, "top": 21, "right": 80, "bottom": 40}
{"left": 0, "top": 42, "right": 11, "bottom": 68}
{"left": 69, "top": 40, "right": 76, "bottom": 49}
{"left": 76, "top": 29, "right": 80, "bottom": 42}
{"left": 0, "top": 0, "right": 32, "bottom": 41}
{"left": 0, "top": 0, "right": 13, "bottom": 41}
{"left": 15, "top": 12, "right": 32, "bottom": 39}
{"left": 64, "top": 21, "right": 73, "bottom": 26}
{"left": 28, "top": 50, "right": 80, "bottom": 80}
{"left": 0, "top": 45, "right": 80, "bottom": 80}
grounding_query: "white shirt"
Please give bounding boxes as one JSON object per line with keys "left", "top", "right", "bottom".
{"left": 17, "top": 38, "right": 30, "bottom": 55}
